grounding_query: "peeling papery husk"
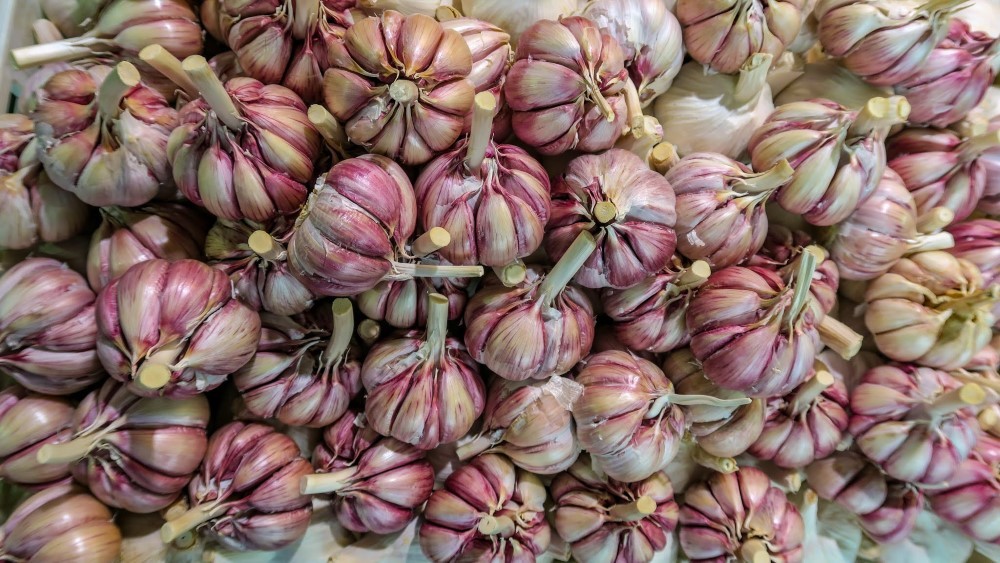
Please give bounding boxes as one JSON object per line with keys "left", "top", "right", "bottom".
{"left": 169, "top": 62, "right": 322, "bottom": 222}
{"left": 96, "top": 258, "right": 263, "bottom": 398}
{"left": 666, "top": 152, "right": 792, "bottom": 269}
{"left": 748, "top": 226, "right": 840, "bottom": 316}
{"left": 774, "top": 61, "right": 893, "bottom": 109}
{"left": 35, "top": 380, "right": 210, "bottom": 513}
{"left": 573, "top": 351, "right": 687, "bottom": 483}
{"left": 582, "top": 0, "right": 685, "bottom": 105}
{"left": 601, "top": 257, "right": 710, "bottom": 354}
{"left": 0, "top": 385, "right": 75, "bottom": 488}
{"left": 456, "top": 375, "right": 583, "bottom": 474}
{"left": 896, "top": 18, "right": 1000, "bottom": 127}
{"left": 678, "top": 466, "right": 804, "bottom": 563}
{"left": 233, "top": 300, "right": 362, "bottom": 428}
{"left": 506, "top": 17, "right": 632, "bottom": 155}
{"left": 419, "top": 453, "right": 551, "bottom": 562}
{"left": 356, "top": 0, "right": 457, "bottom": 17}
{"left": 749, "top": 96, "right": 910, "bottom": 226}
{"left": 0, "top": 164, "right": 91, "bottom": 252}
{"left": 888, "top": 127, "right": 1000, "bottom": 222}
{"left": 815, "top": 0, "right": 962, "bottom": 86}
{"left": 545, "top": 149, "right": 677, "bottom": 289}
{"left": 362, "top": 293, "right": 485, "bottom": 450}
{"left": 849, "top": 364, "right": 983, "bottom": 485}
{"left": 357, "top": 272, "right": 468, "bottom": 329}
{"left": 676, "top": 0, "right": 805, "bottom": 74}
{"left": 0, "top": 484, "right": 122, "bottom": 563}
{"left": 805, "top": 451, "right": 889, "bottom": 516}
{"left": 33, "top": 62, "right": 179, "bottom": 207}
{"left": 160, "top": 422, "right": 313, "bottom": 551}
{"left": 863, "top": 251, "right": 997, "bottom": 370}
{"left": 204, "top": 218, "right": 315, "bottom": 316}
{"left": 458, "top": 0, "right": 578, "bottom": 42}
{"left": 857, "top": 481, "right": 924, "bottom": 544}
{"left": 0, "top": 258, "right": 103, "bottom": 395}
{"left": 87, "top": 202, "right": 211, "bottom": 292}
{"left": 303, "top": 408, "right": 435, "bottom": 534}
{"left": 551, "top": 455, "right": 679, "bottom": 563}
{"left": 652, "top": 55, "right": 774, "bottom": 160}
{"left": 748, "top": 369, "right": 850, "bottom": 468}
{"left": 663, "top": 347, "right": 765, "bottom": 458}
{"left": 822, "top": 168, "right": 926, "bottom": 281}
{"left": 929, "top": 457, "right": 1000, "bottom": 543}
{"left": 321, "top": 11, "right": 475, "bottom": 165}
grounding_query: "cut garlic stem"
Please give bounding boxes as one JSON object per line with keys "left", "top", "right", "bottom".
{"left": 308, "top": 105, "right": 349, "bottom": 149}
{"left": 455, "top": 434, "right": 496, "bottom": 460}
{"left": 477, "top": 514, "right": 516, "bottom": 536}
{"left": 411, "top": 227, "right": 452, "bottom": 258}
{"left": 493, "top": 262, "right": 527, "bottom": 287}
{"left": 849, "top": 96, "right": 910, "bottom": 136}
{"left": 425, "top": 293, "right": 449, "bottom": 357}
{"left": 137, "top": 363, "right": 172, "bottom": 390}
{"left": 785, "top": 247, "right": 818, "bottom": 326}
{"left": 916, "top": 207, "right": 955, "bottom": 233}
{"left": 323, "top": 299, "right": 354, "bottom": 364}
{"left": 926, "top": 383, "right": 987, "bottom": 418}
{"left": 953, "top": 371, "right": 1000, "bottom": 393}
{"left": 905, "top": 231, "right": 955, "bottom": 254}
{"left": 389, "top": 80, "right": 419, "bottom": 105}
{"left": 466, "top": 92, "right": 497, "bottom": 170}
{"left": 299, "top": 466, "right": 359, "bottom": 495}
{"left": 691, "top": 446, "right": 737, "bottom": 473}
{"left": 248, "top": 230, "right": 285, "bottom": 261}
{"left": 978, "top": 409, "right": 1000, "bottom": 435}
{"left": 538, "top": 231, "right": 597, "bottom": 308}
{"left": 817, "top": 316, "right": 863, "bottom": 360}
{"left": 182, "top": 55, "right": 243, "bottom": 131}
{"left": 739, "top": 539, "right": 770, "bottom": 563}
{"left": 98, "top": 62, "right": 141, "bottom": 119}
{"left": 608, "top": 496, "right": 657, "bottom": 521}
{"left": 740, "top": 159, "right": 794, "bottom": 193}
{"left": 139, "top": 45, "right": 199, "bottom": 99}
{"left": 357, "top": 319, "right": 381, "bottom": 345}
{"left": 389, "top": 262, "right": 484, "bottom": 278}
{"left": 36, "top": 434, "right": 101, "bottom": 464}
{"left": 677, "top": 260, "right": 712, "bottom": 286}
{"left": 646, "top": 393, "right": 751, "bottom": 418}
{"left": 161, "top": 504, "right": 228, "bottom": 543}
{"left": 649, "top": 142, "right": 679, "bottom": 174}
{"left": 623, "top": 80, "right": 649, "bottom": 137}
{"left": 961, "top": 129, "right": 1000, "bottom": 158}
{"left": 790, "top": 370, "right": 835, "bottom": 415}
{"left": 32, "top": 19, "right": 63, "bottom": 43}
{"left": 10, "top": 36, "right": 109, "bottom": 69}
{"left": 292, "top": 0, "right": 320, "bottom": 40}
{"left": 734, "top": 53, "right": 772, "bottom": 105}
{"left": 593, "top": 201, "right": 618, "bottom": 224}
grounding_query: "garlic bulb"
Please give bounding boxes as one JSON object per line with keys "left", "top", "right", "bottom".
{"left": 0, "top": 385, "right": 74, "bottom": 488}
{"left": 930, "top": 457, "right": 1000, "bottom": 543}
{"left": 358, "top": 272, "right": 468, "bottom": 329}
{"left": 805, "top": 451, "right": 888, "bottom": 515}
{"left": 774, "top": 61, "right": 892, "bottom": 109}
{"left": 460, "top": 0, "right": 579, "bottom": 42}
{"left": 441, "top": 17, "right": 514, "bottom": 136}
{"left": 652, "top": 54, "right": 774, "bottom": 160}
{"left": 857, "top": 481, "right": 924, "bottom": 544}
{"left": 581, "top": 0, "right": 685, "bottom": 105}
{"left": 359, "top": 0, "right": 458, "bottom": 16}
{"left": 948, "top": 219, "right": 1000, "bottom": 288}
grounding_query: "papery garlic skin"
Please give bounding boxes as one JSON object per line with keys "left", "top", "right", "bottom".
{"left": 0, "top": 484, "right": 122, "bottom": 563}
{"left": 929, "top": 457, "right": 1000, "bottom": 543}
{"left": 849, "top": 364, "right": 980, "bottom": 485}
{"left": 96, "top": 258, "right": 262, "bottom": 398}
{"left": 322, "top": 11, "right": 475, "bottom": 165}
{"left": 948, "top": 219, "right": 1000, "bottom": 288}
{"left": 0, "top": 114, "right": 35, "bottom": 171}
{"left": 506, "top": 17, "right": 631, "bottom": 155}
{"left": 774, "top": 61, "right": 893, "bottom": 109}
{"left": 0, "top": 258, "right": 103, "bottom": 395}
{"left": 582, "top": 0, "right": 685, "bottom": 105}
{"left": 676, "top": 0, "right": 805, "bottom": 74}
{"left": 864, "top": 251, "right": 996, "bottom": 370}
{"left": 546, "top": 149, "right": 677, "bottom": 289}
{"left": 574, "top": 351, "right": 686, "bottom": 483}
{"left": 679, "top": 467, "right": 804, "bottom": 563}
{"left": 652, "top": 56, "right": 774, "bottom": 160}
{"left": 551, "top": 456, "right": 679, "bottom": 563}
{"left": 0, "top": 385, "right": 74, "bottom": 488}
{"left": 441, "top": 17, "right": 514, "bottom": 136}
{"left": 419, "top": 453, "right": 551, "bottom": 562}
{"left": 805, "top": 451, "right": 889, "bottom": 516}
{"left": 460, "top": 0, "right": 579, "bottom": 43}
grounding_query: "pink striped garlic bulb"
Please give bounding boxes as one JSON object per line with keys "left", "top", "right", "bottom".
{"left": 816, "top": 0, "right": 963, "bottom": 86}
{"left": 679, "top": 467, "right": 804, "bottom": 563}
{"left": 749, "top": 96, "right": 910, "bottom": 226}
{"left": 888, "top": 127, "right": 1000, "bottom": 223}
{"left": 601, "top": 258, "right": 711, "bottom": 354}
{"left": 849, "top": 364, "right": 984, "bottom": 485}
{"left": 0, "top": 385, "right": 74, "bottom": 489}
{"left": 897, "top": 19, "right": 1000, "bottom": 127}
{"left": 665, "top": 153, "right": 792, "bottom": 269}
{"left": 322, "top": 11, "right": 475, "bottom": 165}
{"left": 0, "top": 258, "right": 103, "bottom": 395}
{"left": 161, "top": 422, "right": 314, "bottom": 551}
{"left": 233, "top": 299, "right": 362, "bottom": 428}
{"left": 948, "top": 219, "right": 1000, "bottom": 287}
{"left": 857, "top": 481, "right": 924, "bottom": 544}
{"left": 929, "top": 457, "right": 1000, "bottom": 543}
{"left": 506, "top": 17, "right": 639, "bottom": 155}
{"left": 748, "top": 368, "right": 850, "bottom": 468}
{"left": 301, "top": 409, "right": 435, "bottom": 534}
{"left": 419, "top": 453, "right": 551, "bottom": 562}
{"left": 748, "top": 226, "right": 842, "bottom": 318}
{"left": 805, "top": 451, "right": 889, "bottom": 516}
{"left": 545, "top": 149, "right": 677, "bottom": 289}
{"left": 440, "top": 17, "right": 514, "bottom": 137}
{"left": 357, "top": 272, "right": 468, "bottom": 329}
{"left": 96, "top": 258, "right": 262, "bottom": 398}
{"left": 676, "top": 0, "right": 806, "bottom": 74}
{"left": 551, "top": 456, "right": 679, "bottom": 563}
{"left": 363, "top": 293, "right": 485, "bottom": 450}
{"left": 34, "top": 380, "right": 210, "bottom": 514}
{"left": 456, "top": 376, "right": 583, "bottom": 475}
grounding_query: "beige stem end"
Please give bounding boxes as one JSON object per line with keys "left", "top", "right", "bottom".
{"left": 248, "top": 230, "right": 285, "bottom": 261}
{"left": 137, "top": 363, "right": 172, "bottom": 390}
{"left": 161, "top": 505, "right": 225, "bottom": 544}
{"left": 740, "top": 539, "right": 771, "bottom": 563}
{"left": 818, "top": 316, "right": 863, "bottom": 360}
{"left": 493, "top": 262, "right": 527, "bottom": 287}
{"left": 692, "top": 446, "right": 738, "bottom": 474}
{"left": 411, "top": 228, "right": 452, "bottom": 258}
{"left": 139, "top": 45, "right": 200, "bottom": 99}
{"left": 608, "top": 496, "right": 657, "bottom": 522}
{"left": 678, "top": 260, "right": 711, "bottom": 286}
{"left": 466, "top": 91, "right": 498, "bottom": 170}
{"left": 357, "top": 319, "right": 381, "bottom": 345}
{"left": 593, "top": 201, "right": 618, "bottom": 224}
{"left": 308, "top": 104, "right": 348, "bottom": 149}
{"left": 650, "top": 142, "right": 679, "bottom": 174}
{"left": 477, "top": 515, "right": 516, "bottom": 536}
{"left": 927, "top": 383, "right": 987, "bottom": 418}
{"left": 916, "top": 207, "right": 955, "bottom": 233}
{"left": 32, "top": 19, "right": 63, "bottom": 43}
{"left": 182, "top": 55, "right": 243, "bottom": 131}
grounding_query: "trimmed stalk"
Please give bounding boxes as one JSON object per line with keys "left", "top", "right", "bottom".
{"left": 739, "top": 539, "right": 770, "bottom": 563}
{"left": 649, "top": 142, "right": 679, "bottom": 174}
{"left": 466, "top": 92, "right": 497, "bottom": 170}
{"left": 849, "top": 96, "right": 911, "bottom": 136}
{"left": 608, "top": 496, "right": 657, "bottom": 522}
{"left": 678, "top": 260, "right": 712, "bottom": 287}
{"left": 492, "top": 262, "right": 527, "bottom": 287}
{"left": 139, "top": 45, "right": 199, "bottom": 99}
{"left": 323, "top": 299, "right": 354, "bottom": 365}
{"left": 410, "top": 228, "right": 452, "bottom": 258}
{"left": 357, "top": 319, "right": 381, "bottom": 345}
{"left": 182, "top": 55, "right": 243, "bottom": 131}
{"left": 789, "top": 371, "right": 835, "bottom": 415}
{"left": 953, "top": 371, "right": 1000, "bottom": 393}
{"left": 905, "top": 232, "right": 955, "bottom": 254}
{"left": 739, "top": 160, "right": 794, "bottom": 194}
{"left": 646, "top": 393, "right": 751, "bottom": 418}
{"left": 137, "top": 363, "right": 172, "bottom": 391}
{"left": 248, "top": 231, "right": 285, "bottom": 261}
{"left": 477, "top": 514, "right": 516, "bottom": 536}
{"left": 32, "top": 19, "right": 63, "bottom": 43}
{"left": 925, "top": 383, "right": 986, "bottom": 418}
{"left": 389, "top": 80, "right": 419, "bottom": 105}
{"left": 978, "top": 409, "right": 1000, "bottom": 435}
{"left": 691, "top": 446, "right": 738, "bottom": 473}
{"left": 300, "top": 466, "right": 359, "bottom": 495}
{"left": 818, "top": 317, "right": 863, "bottom": 360}
{"left": 538, "top": 231, "right": 598, "bottom": 308}
{"left": 623, "top": 80, "right": 651, "bottom": 137}
{"left": 389, "top": 262, "right": 484, "bottom": 278}
{"left": 784, "top": 247, "right": 819, "bottom": 328}
{"left": 308, "top": 105, "right": 348, "bottom": 150}
{"left": 10, "top": 36, "right": 109, "bottom": 69}
{"left": 98, "top": 62, "right": 141, "bottom": 120}
{"left": 593, "top": 201, "right": 618, "bottom": 225}
{"left": 425, "top": 293, "right": 450, "bottom": 358}
{"left": 36, "top": 434, "right": 103, "bottom": 464}
{"left": 161, "top": 504, "right": 229, "bottom": 543}
{"left": 733, "top": 53, "right": 772, "bottom": 105}
{"left": 916, "top": 207, "right": 955, "bottom": 233}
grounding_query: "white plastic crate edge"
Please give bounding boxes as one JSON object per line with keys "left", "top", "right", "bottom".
{"left": 1, "top": 1, "right": 42, "bottom": 111}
